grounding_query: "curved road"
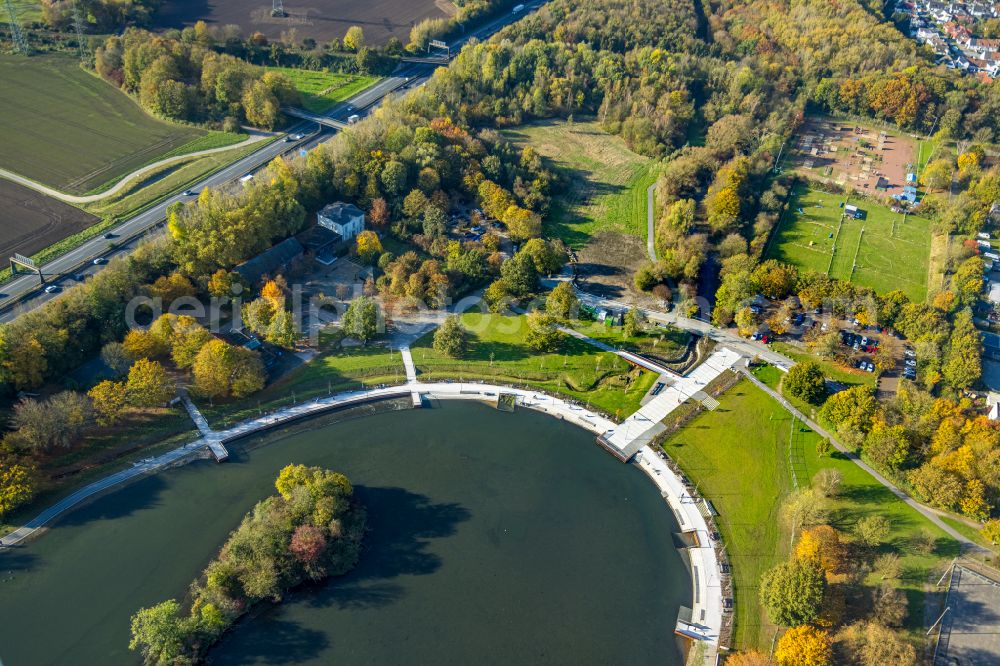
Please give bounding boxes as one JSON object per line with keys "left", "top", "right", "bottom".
{"left": 0, "top": 130, "right": 274, "bottom": 204}
{"left": 0, "top": 2, "right": 548, "bottom": 323}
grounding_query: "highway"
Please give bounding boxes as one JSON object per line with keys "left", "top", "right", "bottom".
{"left": 0, "top": 2, "right": 544, "bottom": 322}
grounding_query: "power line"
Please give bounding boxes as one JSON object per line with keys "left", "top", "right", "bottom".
{"left": 71, "top": 1, "right": 86, "bottom": 62}
{"left": 3, "top": 0, "right": 29, "bottom": 54}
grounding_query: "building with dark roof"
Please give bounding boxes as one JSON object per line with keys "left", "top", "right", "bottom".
{"left": 318, "top": 202, "right": 365, "bottom": 241}
{"left": 233, "top": 237, "right": 304, "bottom": 286}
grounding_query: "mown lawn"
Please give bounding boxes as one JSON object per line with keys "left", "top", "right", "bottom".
{"left": 0, "top": 54, "right": 205, "bottom": 193}
{"left": 411, "top": 311, "right": 657, "bottom": 419}
{"left": 502, "top": 119, "right": 659, "bottom": 248}
{"left": 82, "top": 140, "right": 270, "bottom": 220}
{"left": 267, "top": 66, "right": 379, "bottom": 113}
{"left": 572, "top": 320, "right": 690, "bottom": 360}
{"left": 661, "top": 379, "right": 956, "bottom": 651}
{"left": 200, "top": 345, "right": 406, "bottom": 428}
{"left": 766, "top": 181, "right": 931, "bottom": 301}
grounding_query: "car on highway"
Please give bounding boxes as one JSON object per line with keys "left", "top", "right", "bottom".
{"left": 103, "top": 233, "right": 116, "bottom": 239}
{"left": 93, "top": 257, "right": 108, "bottom": 265}
{"left": 43, "top": 285, "right": 60, "bottom": 294}
{"left": 182, "top": 189, "right": 196, "bottom": 196}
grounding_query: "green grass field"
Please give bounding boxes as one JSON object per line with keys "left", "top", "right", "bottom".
{"left": 572, "top": 320, "right": 690, "bottom": 359}
{"left": 267, "top": 66, "right": 379, "bottom": 113}
{"left": 202, "top": 345, "right": 407, "bottom": 428}
{"left": 766, "top": 181, "right": 932, "bottom": 301}
{"left": 0, "top": 55, "right": 208, "bottom": 194}
{"left": 412, "top": 311, "right": 657, "bottom": 418}
{"left": 503, "top": 119, "right": 658, "bottom": 248}
{"left": 662, "top": 379, "right": 956, "bottom": 650}
{"left": 7, "top": 0, "right": 42, "bottom": 23}
{"left": 82, "top": 139, "right": 268, "bottom": 219}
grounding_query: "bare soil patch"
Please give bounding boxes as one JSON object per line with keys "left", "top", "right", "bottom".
{"left": 574, "top": 231, "right": 660, "bottom": 308}
{"left": 788, "top": 117, "right": 918, "bottom": 202}
{"left": 154, "top": 0, "right": 451, "bottom": 44}
{"left": 0, "top": 179, "right": 97, "bottom": 259}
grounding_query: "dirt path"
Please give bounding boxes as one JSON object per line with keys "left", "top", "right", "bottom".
{"left": 0, "top": 130, "right": 274, "bottom": 204}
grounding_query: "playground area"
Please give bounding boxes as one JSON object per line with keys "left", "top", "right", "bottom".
{"left": 787, "top": 117, "right": 919, "bottom": 203}
{"left": 765, "top": 181, "right": 932, "bottom": 301}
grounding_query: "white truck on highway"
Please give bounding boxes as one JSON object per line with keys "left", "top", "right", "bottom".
{"left": 347, "top": 114, "right": 361, "bottom": 124}
{"left": 512, "top": 3, "right": 525, "bottom": 13}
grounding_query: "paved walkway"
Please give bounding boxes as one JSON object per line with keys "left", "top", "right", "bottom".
{"left": 0, "top": 379, "right": 724, "bottom": 662}
{"left": 646, "top": 181, "right": 657, "bottom": 262}
{"left": 602, "top": 347, "right": 742, "bottom": 459}
{"left": 739, "top": 368, "right": 986, "bottom": 554}
{"left": 400, "top": 346, "right": 417, "bottom": 383}
{"left": 0, "top": 130, "right": 274, "bottom": 204}
{"left": 180, "top": 393, "right": 212, "bottom": 437}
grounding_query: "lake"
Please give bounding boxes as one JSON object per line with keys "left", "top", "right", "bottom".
{"left": 0, "top": 400, "right": 690, "bottom": 665}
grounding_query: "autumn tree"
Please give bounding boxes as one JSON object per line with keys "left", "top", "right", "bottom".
{"left": 546, "top": 282, "right": 579, "bottom": 321}
{"left": 775, "top": 625, "right": 831, "bottom": 666}
{"left": 369, "top": 197, "right": 390, "bottom": 228}
{"left": 0, "top": 455, "right": 35, "bottom": 518}
{"left": 784, "top": 361, "right": 826, "bottom": 405}
{"left": 126, "top": 359, "right": 174, "bottom": 407}
{"left": 795, "top": 525, "right": 844, "bottom": 575}
{"left": 101, "top": 341, "right": 132, "bottom": 377}
{"left": 342, "top": 296, "right": 379, "bottom": 344}
{"left": 433, "top": 315, "right": 468, "bottom": 358}
{"left": 192, "top": 339, "right": 266, "bottom": 399}
{"left": 760, "top": 557, "right": 827, "bottom": 626}
{"left": 356, "top": 230, "right": 383, "bottom": 265}
{"left": 123, "top": 329, "right": 169, "bottom": 361}
{"left": 89, "top": 380, "right": 129, "bottom": 426}
{"left": 525, "top": 312, "right": 560, "bottom": 352}
{"left": 853, "top": 515, "right": 891, "bottom": 547}
{"left": 266, "top": 309, "right": 299, "bottom": 349}
{"left": 9, "top": 392, "right": 93, "bottom": 452}
{"left": 343, "top": 25, "right": 365, "bottom": 51}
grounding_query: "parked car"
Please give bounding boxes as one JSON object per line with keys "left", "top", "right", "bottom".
{"left": 750, "top": 332, "right": 762, "bottom": 341}
{"left": 761, "top": 335, "right": 771, "bottom": 344}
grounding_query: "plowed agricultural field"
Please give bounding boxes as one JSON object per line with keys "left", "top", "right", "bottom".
{"left": 0, "top": 54, "right": 204, "bottom": 195}
{"left": 0, "top": 179, "right": 97, "bottom": 260}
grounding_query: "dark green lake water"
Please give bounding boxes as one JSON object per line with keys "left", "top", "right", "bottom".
{"left": 0, "top": 401, "right": 689, "bottom": 665}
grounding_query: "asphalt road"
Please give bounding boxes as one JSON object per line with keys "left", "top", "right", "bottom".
{"left": 0, "top": 2, "right": 545, "bottom": 322}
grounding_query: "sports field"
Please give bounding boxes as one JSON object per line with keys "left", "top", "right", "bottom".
{"left": 266, "top": 67, "right": 378, "bottom": 113}
{"left": 503, "top": 119, "right": 659, "bottom": 248}
{"left": 0, "top": 55, "right": 206, "bottom": 194}
{"left": 766, "top": 181, "right": 932, "bottom": 301}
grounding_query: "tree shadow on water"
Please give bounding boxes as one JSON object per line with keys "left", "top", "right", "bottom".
{"left": 307, "top": 485, "right": 471, "bottom": 611}
{"left": 206, "top": 617, "right": 329, "bottom": 665}
{"left": 57, "top": 474, "right": 169, "bottom": 527}
{"left": 0, "top": 547, "right": 38, "bottom": 574}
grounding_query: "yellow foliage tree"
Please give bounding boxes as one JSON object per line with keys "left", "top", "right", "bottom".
{"left": 775, "top": 625, "right": 831, "bottom": 666}
{"left": 0, "top": 456, "right": 36, "bottom": 518}
{"left": 355, "top": 230, "right": 383, "bottom": 265}
{"left": 795, "top": 525, "right": 844, "bottom": 575}
{"left": 122, "top": 329, "right": 168, "bottom": 361}
{"left": 125, "top": 358, "right": 174, "bottom": 408}
{"left": 725, "top": 650, "right": 775, "bottom": 666}
{"left": 261, "top": 279, "right": 285, "bottom": 310}
{"left": 960, "top": 479, "right": 990, "bottom": 521}
{"left": 88, "top": 379, "right": 128, "bottom": 426}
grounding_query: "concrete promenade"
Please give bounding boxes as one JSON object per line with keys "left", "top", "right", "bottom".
{"left": 602, "top": 347, "right": 743, "bottom": 459}
{"left": 0, "top": 380, "right": 725, "bottom": 662}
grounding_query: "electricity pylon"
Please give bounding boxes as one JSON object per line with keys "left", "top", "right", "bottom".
{"left": 3, "top": 0, "right": 29, "bottom": 54}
